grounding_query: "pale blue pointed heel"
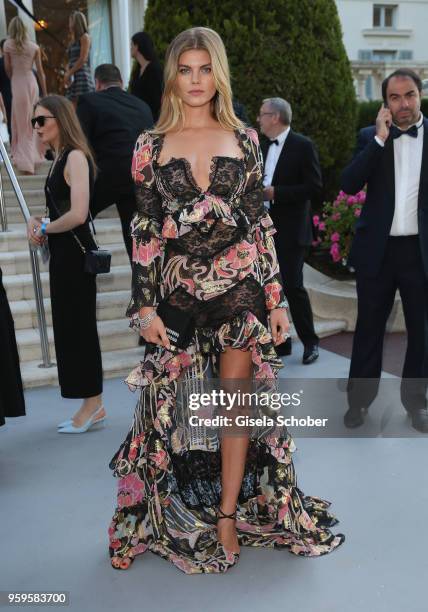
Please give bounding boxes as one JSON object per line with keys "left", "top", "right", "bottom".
{"left": 57, "top": 418, "right": 73, "bottom": 429}
{"left": 58, "top": 407, "right": 106, "bottom": 434}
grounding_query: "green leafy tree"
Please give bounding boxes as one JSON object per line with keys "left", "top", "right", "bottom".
{"left": 144, "top": 0, "right": 357, "bottom": 199}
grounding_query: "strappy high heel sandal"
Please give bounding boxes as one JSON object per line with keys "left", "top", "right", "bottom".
{"left": 111, "top": 555, "right": 134, "bottom": 570}
{"left": 217, "top": 507, "right": 240, "bottom": 561}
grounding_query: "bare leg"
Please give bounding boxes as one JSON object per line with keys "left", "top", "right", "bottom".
{"left": 72, "top": 394, "right": 105, "bottom": 427}
{"left": 218, "top": 347, "right": 252, "bottom": 554}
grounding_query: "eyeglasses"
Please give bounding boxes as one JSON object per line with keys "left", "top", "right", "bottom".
{"left": 31, "top": 115, "right": 55, "bottom": 128}
{"left": 257, "top": 112, "right": 275, "bottom": 119}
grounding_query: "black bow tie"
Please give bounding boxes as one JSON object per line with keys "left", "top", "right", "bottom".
{"left": 391, "top": 124, "right": 419, "bottom": 139}
{"left": 268, "top": 138, "right": 279, "bottom": 146}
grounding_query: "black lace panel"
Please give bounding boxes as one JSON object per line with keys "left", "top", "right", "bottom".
{"left": 167, "top": 224, "right": 245, "bottom": 258}
{"left": 156, "top": 156, "right": 245, "bottom": 202}
{"left": 165, "top": 277, "right": 267, "bottom": 330}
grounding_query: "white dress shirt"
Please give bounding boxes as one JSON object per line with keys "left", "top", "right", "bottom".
{"left": 375, "top": 114, "right": 424, "bottom": 236}
{"left": 263, "top": 126, "right": 291, "bottom": 208}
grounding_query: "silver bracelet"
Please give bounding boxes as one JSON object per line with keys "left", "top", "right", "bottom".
{"left": 139, "top": 310, "right": 157, "bottom": 330}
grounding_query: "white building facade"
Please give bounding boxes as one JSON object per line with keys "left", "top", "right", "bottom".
{"left": 0, "top": 0, "right": 148, "bottom": 92}
{"left": 335, "top": 0, "right": 428, "bottom": 99}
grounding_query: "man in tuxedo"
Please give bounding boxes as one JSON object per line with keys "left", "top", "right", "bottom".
{"left": 342, "top": 68, "right": 428, "bottom": 433}
{"left": 77, "top": 64, "right": 153, "bottom": 262}
{"left": 258, "top": 97, "right": 322, "bottom": 364}
{"left": 0, "top": 39, "right": 11, "bottom": 139}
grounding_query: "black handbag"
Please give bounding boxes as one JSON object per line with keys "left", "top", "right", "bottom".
{"left": 156, "top": 299, "right": 195, "bottom": 349}
{"left": 82, "top": 247, "right": 111, "bottom": 275}
{"left": 46, "top": 185, "right": 111, "bottom": 275}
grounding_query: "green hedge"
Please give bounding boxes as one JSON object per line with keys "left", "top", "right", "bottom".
{"left": 357, "top": 98, "right": 428, "bottom": 132}
{"left": 144, "top": 0, "right": 357, "bottom": 200}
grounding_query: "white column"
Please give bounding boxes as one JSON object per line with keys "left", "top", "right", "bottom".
{"left": 111, "top": 0, "right": 130, "bottom": 83}
{"left": 357, "top": 75, "right": 366, "bottom": 100}
{"left": 130, "top": 0, "right": 147, "bottom": 31}
{"left": 0, "top": 0, "right": 7, "bottom": 39}
{"left": 18, "top": 0, "right": 36, "bottom": 42}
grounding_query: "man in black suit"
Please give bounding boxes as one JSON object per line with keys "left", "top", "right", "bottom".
{"left": 77, "top": 64, "right": 153, "bottom": 262}
{"left": 258, "top": 97, "right": 322, "bottom": 364}
{"left": 342, "top": 68, "right": 428, "bottom": 433}
{"left": 0, "top": 39, "right": 11, "bottom": 140}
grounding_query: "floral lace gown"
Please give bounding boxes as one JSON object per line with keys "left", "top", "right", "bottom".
{"left": 108, "top": 128, "right": 345, "bottom": 573}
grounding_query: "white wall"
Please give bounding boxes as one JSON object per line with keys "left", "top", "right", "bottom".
{"left": 129, "top": 0, "right": 147, "bottom": 34}
{"left": 336, "top": 0, "right": 428, "bottom": 61}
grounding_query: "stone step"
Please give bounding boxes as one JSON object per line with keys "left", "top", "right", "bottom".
{"left": 0, "top": 241, "right": 129, "bottom": 275}
{"left": 11, "top": 160, "right": 52, "bottom": 176}
{"left": 3, "top": 188, "right": 46, "bottom": 206}
{"left": 15, "top": 316, "right": 137, "bottom": 362}
{"left": 20, "top": 318, "right": 344, "bottom": 389}
{"left": 304, "top": 263, "right": 405, "bottom": 332}
{"left": 0, "top": 173, "right": 47, "bottom": 190}
{"left": 0, "top": 160, "right": 52, "bottom": 177}
{"left": 20, "top": 346, "right": 143, "bottom": 389}
{"left": 9, "top": 288, "right": 131, "bottom": 329}
{"left": 0, "top": 218, "right": 124, "bottom": 252}
{"left": 4, "top": 203, "right": 119, "bottom": 224}
{"left": 2, "top": 263, "right": 131, "bottom": 301}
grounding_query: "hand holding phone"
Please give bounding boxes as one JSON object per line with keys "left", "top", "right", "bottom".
{"left": 376, "top": 103, "right": 392, "bottom": 142}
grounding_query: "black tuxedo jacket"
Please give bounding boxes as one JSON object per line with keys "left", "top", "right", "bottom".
{"left": 77, "top": 87, "right": 153, "bottom": 193}
{"left": 341, "top": 119, "right": 428, "bottom": 279}
{"left": 261, "top": 130, "right": 322, "bottom": 248}
{"left": 0, "top": 57, "right": 11, "bottom": 108}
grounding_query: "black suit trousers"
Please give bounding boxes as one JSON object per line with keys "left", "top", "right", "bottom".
{"left": 90, "top": 176, "right": 136, "bottom": 264}
{"left": 274, "top": 236, "right": 318, "bottom": 346}
{"left": 348, "top": 236, "right": 428, "bottom": 412}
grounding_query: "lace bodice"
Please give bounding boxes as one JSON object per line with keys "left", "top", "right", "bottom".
{"left": 126, "top": 127, "right": 287, "bottom": 316}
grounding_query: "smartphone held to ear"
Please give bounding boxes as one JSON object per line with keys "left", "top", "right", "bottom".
{"left": 383, "top": 102, "right": 392, "bottom": 126}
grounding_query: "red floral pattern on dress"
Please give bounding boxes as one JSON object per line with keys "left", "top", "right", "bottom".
{"left": 108, "top": 128, "right": 344, "bottom": 574}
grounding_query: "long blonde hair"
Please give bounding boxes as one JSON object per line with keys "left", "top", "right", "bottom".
{"left": 36, "top": 95, "right": 97, "bottom": 177}
{"left": 70, "top": 11, "right": 88, "bottom": 42}
{"left": 8, "top": 16, "right": 28, "bottom": 53}
{"left": 155, "top": 27, "right": 243, "bottom": 133}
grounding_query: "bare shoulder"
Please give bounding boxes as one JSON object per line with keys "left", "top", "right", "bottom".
{"left": 68, "top": 149, "right": 87, "bottom": 162}
{"left": 66, "top": 149, "right": 89, "bottom": 173}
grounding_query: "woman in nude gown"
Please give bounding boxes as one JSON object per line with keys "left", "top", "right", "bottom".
{"left": 4, "top": 17, "right": 47, "bottom": 174}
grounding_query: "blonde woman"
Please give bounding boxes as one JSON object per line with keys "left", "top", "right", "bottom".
{"left": 64, "top": 11, "right": 94, "bottom": 106}
{"left": 108, "top": 27, "right": 344, "bottom": 573}
{"left": 4, "top": 16, "right": 46, "bottom": 174}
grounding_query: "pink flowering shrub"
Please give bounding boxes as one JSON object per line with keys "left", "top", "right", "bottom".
{"left": 313, "top": 190, "right": 366, "bottom": 265}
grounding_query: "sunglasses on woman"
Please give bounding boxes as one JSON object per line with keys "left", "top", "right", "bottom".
{"left": 31, "top": 115, "right": 55, "bottom": 128}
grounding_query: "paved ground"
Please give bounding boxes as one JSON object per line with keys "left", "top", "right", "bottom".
{"left": 1, "top": 336, "right": 427, "bottom": 612}
{"left": 320, "top": 332, "right": 406, "bottom": 377}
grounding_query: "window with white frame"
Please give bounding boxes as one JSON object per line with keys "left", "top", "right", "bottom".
{"left": 398, "top": 50, "right": 413, "bottom": 60}
{"left": 373, "top": 4, "right": 397, "bottom": 28}
{"left": 358, "top": 50, "right": 373, "bottom": 61}
{"left": 372, "top": 49, "right": 397, "bottom": 61}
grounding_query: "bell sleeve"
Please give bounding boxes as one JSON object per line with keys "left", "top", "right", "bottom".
{"left": 126, "top": 131, "right": 165, "bottom": 324}
{"left": 243, "top": 128, "right": 288, "bottom": 311}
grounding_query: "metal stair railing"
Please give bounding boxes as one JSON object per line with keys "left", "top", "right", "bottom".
{"left": 0, "top": 138, "right": 54, "bottom": 368}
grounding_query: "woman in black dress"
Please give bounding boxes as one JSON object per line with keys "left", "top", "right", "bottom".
{"left": 0, "top": 266, "right": 25, "bottom": 427}
{"left": 27, "top": 95, "right": 105, "bottom": 433}
{"left": 129, "top": 31, "right": 163, "bottom": 122}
